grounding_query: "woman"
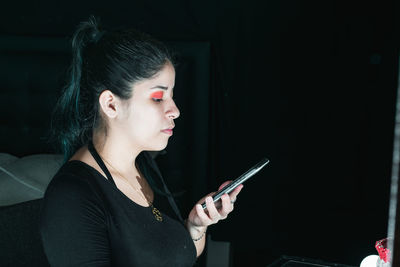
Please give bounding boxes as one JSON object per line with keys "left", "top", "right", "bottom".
{"left": 40, "top": 16, "right": 243, "bottom": 266}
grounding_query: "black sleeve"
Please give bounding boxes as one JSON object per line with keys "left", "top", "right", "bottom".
{"left": 39, "top": 174, "right": 111, "bottom": 267}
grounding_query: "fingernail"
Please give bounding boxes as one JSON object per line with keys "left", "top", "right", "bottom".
{"left": 207, "top": 197, "right": 213, "bottom": 203}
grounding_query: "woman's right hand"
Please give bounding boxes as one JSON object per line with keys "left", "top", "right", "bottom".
{"left": 187, "top": 181, "right": 243, "bottom": 228}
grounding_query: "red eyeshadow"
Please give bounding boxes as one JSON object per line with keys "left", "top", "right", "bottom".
{"left": 150, "top": 91, "right": 164, "bottom": 99}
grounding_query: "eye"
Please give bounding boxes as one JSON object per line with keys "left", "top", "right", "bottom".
{"left": 152, "top": 98, "right": 163, "bottom": 103}
{"left": 150, "top": 91, "right": 164, "bottom": 103}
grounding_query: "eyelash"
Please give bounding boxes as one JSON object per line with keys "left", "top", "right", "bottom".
{"left": 152, "top": 95, "right": 176, "bottom": 103}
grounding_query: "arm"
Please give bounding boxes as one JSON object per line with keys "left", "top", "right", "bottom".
{"left": 40, "top": 174, "right": 111, "bottom": 266}
{"left": 185, "top": 219, "right": 207, "bottom": 257}
{"left": 186, "top": 181, "right": 243, "bottom": 257}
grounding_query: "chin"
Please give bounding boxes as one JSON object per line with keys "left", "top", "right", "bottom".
{"left": 147, "top": 140, "right": 169, "bottom": 151}
{"left": 158, "top": 142, "right": 169, "bottom": 151}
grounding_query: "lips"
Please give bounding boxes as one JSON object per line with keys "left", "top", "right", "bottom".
{"left": 161, "top": 127, "right": 174, "bottom": 135}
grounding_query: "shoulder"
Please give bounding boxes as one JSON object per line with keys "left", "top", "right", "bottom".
{"left": 40, "top": 161, "right": 108, "bottom": 230}
{"left": 46, "top": 161, "right": 96, "bottom": 192}
{"left": 39, "top": 163, "right": 111, "bottom": 266}
{"left": 43, "top": 161, "right": 106, "bottom": 210}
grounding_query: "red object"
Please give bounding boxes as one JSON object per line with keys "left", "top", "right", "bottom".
{"left": 375, "top": 238, "right": 391, "bottom": 263}
{"left": 150, "top": 91, "right": 164, "bottom": 100}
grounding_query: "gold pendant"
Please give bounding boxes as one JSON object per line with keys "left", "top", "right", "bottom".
{"left": 151, "top": 205, "right": 163, "bottom": 221}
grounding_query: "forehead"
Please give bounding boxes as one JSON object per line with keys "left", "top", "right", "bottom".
{"left": 133, "top": 63, "right": 176, "bottom": 92}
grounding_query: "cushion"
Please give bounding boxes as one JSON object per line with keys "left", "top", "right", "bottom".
{"left": 0, "top": 153, "right": 18, "bottom": 166}
{"left": 0, "top": 153, "right": 63, "bottom": 206}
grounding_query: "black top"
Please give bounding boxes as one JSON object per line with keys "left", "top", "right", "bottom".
{"left": 39, "top": 145, "right": 196, "bottom": 267}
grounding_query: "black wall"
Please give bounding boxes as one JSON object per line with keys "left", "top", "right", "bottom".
{"left": 1, "top": 0, "right": 398, "bottom": 266}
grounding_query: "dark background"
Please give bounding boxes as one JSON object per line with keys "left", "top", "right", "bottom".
{"left": 0, "top": 0, "right": 398, "bottom": 266}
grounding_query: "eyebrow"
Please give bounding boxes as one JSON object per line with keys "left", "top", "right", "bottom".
{"left": 150, "top": 85, "right": 168, "bottom": 90}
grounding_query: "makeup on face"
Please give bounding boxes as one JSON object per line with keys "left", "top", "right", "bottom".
{"left": 150, "top": 91, "right": 164, "bottom": 101}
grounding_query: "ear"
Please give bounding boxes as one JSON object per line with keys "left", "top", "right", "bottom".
{"left": 98, "top": 90, "right": 119, "bottom": 119}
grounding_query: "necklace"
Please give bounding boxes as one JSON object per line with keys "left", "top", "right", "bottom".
{"left": 99, "top": 155, "right": 163, "bottom": 222}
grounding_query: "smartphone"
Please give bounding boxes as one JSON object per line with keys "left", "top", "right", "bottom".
{"left": 201, "top": 157, "right": 270, "bottom": 209}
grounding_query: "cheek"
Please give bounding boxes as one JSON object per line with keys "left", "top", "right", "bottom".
{"left": 129, "top": 104, "right": 163, "bottom": 130}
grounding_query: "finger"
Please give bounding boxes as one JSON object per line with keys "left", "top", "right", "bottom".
{"left": 205, "top": 196, "right": 220, "bottom": 223}
{"left": 195, "top": 204, "right": 213, "bottom": 225}
{"left": 218, "top": 180, "right": 232, "bottom": 191}
{"left": 219, "top": 194, "right": 233, "bottom": 218}
{"left": 229, "top": 184, "right": 244, "bottom": 201}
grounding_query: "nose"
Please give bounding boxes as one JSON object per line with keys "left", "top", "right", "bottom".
{"left": 166, "top": 99, "right": 180, "bottom": 119}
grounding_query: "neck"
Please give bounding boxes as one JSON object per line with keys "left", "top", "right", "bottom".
{"left": 92, "top": 130, "right": 141, "bottom": 176}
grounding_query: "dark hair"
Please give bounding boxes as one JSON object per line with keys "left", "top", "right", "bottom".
{"left": 49, "top": 16, "right": 175, "bottom": 162}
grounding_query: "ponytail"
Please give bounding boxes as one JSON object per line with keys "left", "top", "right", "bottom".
{"left": 49, "top": 16, "right": 104, "bottom": 162}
